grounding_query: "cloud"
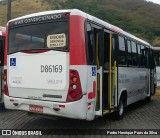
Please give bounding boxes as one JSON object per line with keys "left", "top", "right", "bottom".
{"left": 146, "top": 0, "right": 160, "bottom": 5}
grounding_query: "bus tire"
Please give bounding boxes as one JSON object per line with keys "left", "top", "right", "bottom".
{"left": 145, "top": 96, "right": 151, "bottom": 103}
{"left": 114, "top": 98, "right": 125, "bottom": 120}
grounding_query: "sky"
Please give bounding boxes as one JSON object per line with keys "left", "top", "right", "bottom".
{"left": 146, "top": 0, "right": 160, "bottom": 4}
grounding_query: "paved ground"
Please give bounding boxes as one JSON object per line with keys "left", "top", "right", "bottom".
{"left": 0, "top": 96, "right": 160, "bottom": 137}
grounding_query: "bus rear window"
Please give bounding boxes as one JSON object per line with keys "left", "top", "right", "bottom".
{"left": 8, "top": 21, "right": 69, "bottom": 54}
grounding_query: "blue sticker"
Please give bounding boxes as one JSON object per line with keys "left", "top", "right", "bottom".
{"left": 92, "top": 67, "right": 96, "bottom": 76}
{"left": 10, "top": 58, "right": 16, "bottom": 66}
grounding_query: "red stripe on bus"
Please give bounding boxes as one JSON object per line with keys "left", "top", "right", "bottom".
{"left": 4, "top": 26, "right": 8, "bottom": 66}
{"left": 21, "top": 50, "right": 48, "bottom": 54}
{"left": 88, "top": 81, "right": 96, "bottom": 99}
{"left": 70, "top": 15, "right": 87, "bottom": 65}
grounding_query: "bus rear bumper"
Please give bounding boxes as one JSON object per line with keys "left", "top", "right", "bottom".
{"left": 4, "top": 94, "right": 88, "bottom": 120}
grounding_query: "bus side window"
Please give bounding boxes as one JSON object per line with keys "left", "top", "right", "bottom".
{"left": 112, "top": 37, "right": 116, "bottom": 64}
{"left": 127, "top": 40, "right": 132, "bottom": 66}
{"left": 91, "top": 23, "right": 104, "bottom": 68}
{"left": 158, "top": 53, "right": 160, "bottom": 66}
{"left": 146, "top": 48, "right": 150, "bottom": 68}
{"left": 146, "top": 48, "right": 149, "bottom": 68}
{"left": 131, "top": 41, "right": 138, "bottom": 66}
{"left": 118, "top": 36, "right": 127, "bottom": 65}
{"left": 155, "top": 53, "right": 160, "bottom": 66}
{"left": 141, "top": 45, "right": 147, "bottom": 67}
{"left": 137, "top": 44, "right": 141, "bottom": 67}
{"left": 155, "top": 54, "right": 158, "bottom": 66}
{"left": 150, "top": 50, "right": 155, "bottom": 69}
{"left": 86, "top": 22, "right": 95, "bottom": 65}
{"left": 103, "top": 32, "right": 110, "bottom": 69}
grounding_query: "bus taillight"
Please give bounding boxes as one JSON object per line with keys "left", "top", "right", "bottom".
{"left": 3, "top": 69, "right": 9, "bottom": 96}
{"left": 66, "top": 69, "right": 82, "bottom": 102}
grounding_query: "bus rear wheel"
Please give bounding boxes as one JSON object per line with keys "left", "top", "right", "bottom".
{"left": 114, "top": 98, "right": 125, "bottom": 120}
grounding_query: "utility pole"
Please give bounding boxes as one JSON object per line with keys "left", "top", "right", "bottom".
{"left": 7, "top": 0, "right": 11, "bottom": 22}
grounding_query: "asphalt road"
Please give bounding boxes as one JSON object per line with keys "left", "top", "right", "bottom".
{"left": 0, "top": 96, "right": 160, "bottom": 137}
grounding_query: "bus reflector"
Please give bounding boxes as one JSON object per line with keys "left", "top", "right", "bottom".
{"left": 59, "top": 105, "right": 65, "bottom": 108}
{"left": 10, "top": 99, "right": 14, "bottom": 102}
{"left": 3, "top": 69, "right": 9, "bottom": 96}
{"left": 66, "top": 70, "right": 82, "bottom": 102}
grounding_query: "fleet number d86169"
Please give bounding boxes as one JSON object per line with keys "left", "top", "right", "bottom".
{"left": 41, "top": 65, "right": 63, "bottom": 73}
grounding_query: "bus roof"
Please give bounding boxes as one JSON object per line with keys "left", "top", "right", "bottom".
{"left": 8, "top": 9, "right": 151, "bottom": 46}
{"left": 152, "top": 47, "right": 160, "bottom": 51}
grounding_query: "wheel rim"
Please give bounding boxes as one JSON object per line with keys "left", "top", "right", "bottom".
{"left": 119, "top": 101, "right": 124, "bottom": 116}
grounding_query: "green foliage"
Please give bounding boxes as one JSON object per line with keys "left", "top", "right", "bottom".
{"left": 44, "top": 0, "right": 160, "bottom": 46}
{"left": 0, "top": 0, "right": 160, "bottom": 46}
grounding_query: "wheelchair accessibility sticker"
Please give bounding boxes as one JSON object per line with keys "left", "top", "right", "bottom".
{"left": 10, "top": 58, "right": 16, "bottom": 66}
{"left": 92, "top": 67, "right": 96, "bottom": 76}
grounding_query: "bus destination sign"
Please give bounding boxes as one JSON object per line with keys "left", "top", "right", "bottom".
{"left": 9, "top": 13, "right": 69, "bottom": 27}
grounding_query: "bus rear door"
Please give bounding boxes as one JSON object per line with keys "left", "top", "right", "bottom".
{"left": 94, "top": 28, "right": 115, "bottom": 116}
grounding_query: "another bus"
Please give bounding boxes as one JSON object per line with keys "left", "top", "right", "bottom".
{"left": 153, "top": 47, "right": 160, "bottom": 87}
{"left": 4, "top": 9, "right": 155, "bottom": 120}
{"left": 0, "top": 26, "right": 5, "bottom": 104}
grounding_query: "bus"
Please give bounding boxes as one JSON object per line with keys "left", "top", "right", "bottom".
{"left": 0, "top": 26, "right": 5, "bottom": 104}
{"left": 153, "top": 47, "right": 160, "bottom": 87}
{"left": 4, "top": 9, "right": 155, "bottom": 120}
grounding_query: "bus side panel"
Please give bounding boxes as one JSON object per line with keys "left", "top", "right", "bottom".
{"left": 70, "top": 15, "right": 96, "bottom": 120}
{"left": 86, "top": 66, "right": 97, "bottom": 121}
{"left": 118, "top": 67, "right": 149, "bottom": 105}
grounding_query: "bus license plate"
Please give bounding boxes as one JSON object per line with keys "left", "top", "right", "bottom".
{"left": 29, "top": 105, "right": 43, "bottom": 113}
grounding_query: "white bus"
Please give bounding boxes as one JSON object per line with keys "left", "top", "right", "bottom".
{"left": 4, "top": 9, "right": 155, "bottom": 120}
{"left": 153, "top": 47, "right": 160, "bottom": 87}
{"left": 0, "top": 26, "right": 5, "bottom": 105}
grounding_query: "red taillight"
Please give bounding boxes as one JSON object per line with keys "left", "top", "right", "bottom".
{"left": 3, "top": 69, "right": 9, "bottom": 96}
{"left": 71, "top": 91, "right": 77, "bottom": 98}
{"left": 66, "top": 69, "right": 82, "bottom": 102}
{"left": 59, "top": 105, "right": 65, "bottom": 108}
